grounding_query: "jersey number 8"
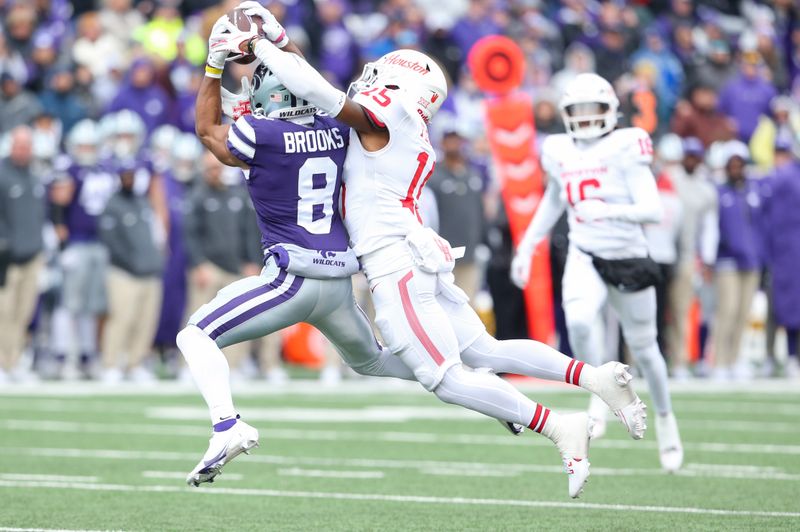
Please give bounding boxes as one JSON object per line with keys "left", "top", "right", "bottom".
{"left": 297, "top": 156, "right": 338, "bottom": 235}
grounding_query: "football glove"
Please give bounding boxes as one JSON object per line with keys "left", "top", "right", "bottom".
{"left": 207, "top": 15, "right": 231, "bottom": 71}
{"left": 209, "top": 18, "right": 259, "bottom": 57}
{"left": 239, "top": 1, "right": 289, "bottom": 48}
{"left": 510, "top": 251, "right": 532, "bottom": 290}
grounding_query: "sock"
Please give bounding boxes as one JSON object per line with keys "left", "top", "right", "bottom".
{"left": 632, "top": 343, "right": 672, "bottom": 416}
{"left": 176, "top": 325, "right": 237, "bottom": 424}
{"left": 527, "top": 403, "right": 557, "bottom": 439}
{"left": 460, "top": 333, "right": 577, "bottom": 383}
{"left": 434, "top": 365, "right": 537, "bottom": 427}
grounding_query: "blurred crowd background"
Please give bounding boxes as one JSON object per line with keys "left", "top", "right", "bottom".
{"left": 0, "top": 0, "right": 798, "bottom": 385}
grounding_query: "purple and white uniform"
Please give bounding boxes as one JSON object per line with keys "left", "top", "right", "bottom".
{"left": 57, "top": 157, "right": 117, "bottom": 315}
{"left": 186, "top": 114, "right": 411, "bottom": 379}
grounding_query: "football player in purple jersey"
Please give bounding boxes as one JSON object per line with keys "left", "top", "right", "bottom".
{"left": 177, "top": 11, "right": 415, "bottom": 487}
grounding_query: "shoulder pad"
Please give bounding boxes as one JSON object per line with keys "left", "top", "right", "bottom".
{"left": 610, "top": 127, "right": 654, "bottom": 166}
{"left": 540, "top": 134, "right": 572, "bottom": 176}
{"left": 352, "top": 88, "right": 411, "bottom": 130}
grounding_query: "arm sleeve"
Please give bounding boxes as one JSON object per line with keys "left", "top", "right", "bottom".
{"left": 604, "top": 163, "right": 663, "bottom": 224}
{"left": 516, "top": 182, "right": 566, "bottom": 256}
{"left": 253, "top": 40, "right": 346, "bottom": 117}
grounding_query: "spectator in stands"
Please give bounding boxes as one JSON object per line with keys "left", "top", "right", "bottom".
{"left": 450, "top": 0, "right": 502, "bottom": 61}
{"left": 689, "top": 39, "right": 736, "bottom": 93}
{"left": 594, "top": 23, "right": 629, "bottom": 85}
{"left": 0, "top": 126, "right": 46, "bottom": 383}
{"left": 317, "top": 0, "right": 360, "bottom": 90}
{"left": 762, "top": 136, "right": 800, "bottom": 378}
{"left": 98, "top": 160, "right": 164, "bottom": 383}
{"left": 39, "top": 66, "right": 88, "bottom": 133}
{"left": 427, "top": 127, "right": 486, "bottom": 301}
{"left": 667, "top": 137, "right": 718, "bottom": 379}
{"left": 718, "top": 51, "right": 778, "bottom": 143}
{"left": 0, "top": 72, "right": 44, "bottom": 134}
{"left": 711, "top": 141, "right": 765, "bottom": 380}
{"left": 183, "top": 152, "right": 264, "bottom": 381}
{"left": 98, "top": 0, "right": 145, "bottom": 50}
{"left": 632, "top": 27, "right": 684, "bottom": 126}
{"left": 671, "top": 84, "right": 736, "bottom": 148}
{"left": 72, "top": 11, "right": 126, "bottom": 82}
{"left": 4, "top": 4, "right": 38, "bottom": 61}
{"left": 108, "top": 57, "right": 172, "bottom": 134}
{"left": 750, "top": 95, "right": 800, "bottom": 170}
{"left": 550, "top": 42, "right": 595, "bottom": 97}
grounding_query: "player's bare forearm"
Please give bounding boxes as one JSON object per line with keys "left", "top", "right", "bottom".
{"left": 195, "top": 74, "right": 246, "bottom": 168}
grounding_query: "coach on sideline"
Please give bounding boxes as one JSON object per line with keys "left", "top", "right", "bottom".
{"left": 0, "top": 126, "right": 46, "bottom": 383}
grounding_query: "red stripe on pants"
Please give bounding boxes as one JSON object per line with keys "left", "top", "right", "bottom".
{"left": 398, "top": 270, "right": 445, "bottom": 365}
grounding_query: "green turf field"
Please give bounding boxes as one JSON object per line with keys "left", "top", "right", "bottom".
{"left": 0, "top": 381, "right": 798, "bottom": 531}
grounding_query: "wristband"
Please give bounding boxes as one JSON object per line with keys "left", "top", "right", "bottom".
{"left": 205, "top": 64, "right": 223, "bottom": 79}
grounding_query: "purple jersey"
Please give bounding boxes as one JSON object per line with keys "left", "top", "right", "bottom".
{"left": 55, "top": 156, "right": 117, "bottom": 242}
{"left": 226, "top": 113, "right": 350, "bottom": 252}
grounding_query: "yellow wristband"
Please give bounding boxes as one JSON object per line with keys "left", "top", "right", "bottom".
{"left": 205, "top": 64, "right": 223, "bottom": 78}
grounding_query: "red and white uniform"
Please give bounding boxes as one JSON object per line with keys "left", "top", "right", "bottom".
{"left": 343, "top": 89, "right": 484, "bottom": 390}
{"left": 540, "top": 127, "right": 656, "bottom": 259}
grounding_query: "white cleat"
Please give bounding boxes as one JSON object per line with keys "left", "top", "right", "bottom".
{"left": 551, "top": 412, "right": 592, "bottom": 498}
{"left": 589, "top": 362, "right": 647, "bottom": 440}
{"left": 655, "top": 412, "right": 683, "bottom": 473}
{"left": 186, "top": 420, "right": 259, "bottom": 487}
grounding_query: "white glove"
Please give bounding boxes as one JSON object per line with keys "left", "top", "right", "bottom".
{"left": 510, "top": 251, "right": 532, "bottom": 290}
{"left": 206, "top": 15, "right": 231, "bottom": 72}
{"left": 209, "top": 18, "right": 259, "bottom": 57}
{"left": 573, "top": 199, "right": 611, "bottom": 222}
{"left": 221, "top": 76, "right": 252, "bottom": 120}
{"left": 239, "top": 1, "right": 289, "bottom": 48}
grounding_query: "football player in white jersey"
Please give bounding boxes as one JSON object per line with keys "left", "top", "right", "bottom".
{"left": 212, "top": 13, "right": 647, "bottom": 497}
{"left": 510, "top": 73, "right": 683, "bottom": 472}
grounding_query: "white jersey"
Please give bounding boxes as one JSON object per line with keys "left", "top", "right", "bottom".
{"left": 542, "top": 127, "right": 654, "bottom": 258}
{"left": 342, "top": 89, "right": 436, "bottom": 258}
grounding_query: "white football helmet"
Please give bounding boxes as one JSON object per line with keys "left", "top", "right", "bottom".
{"left": 149, "top": 124, "right": 181, "bottom": 172}
{"left": 171, "top": 133, "right": 203, "bottom": 183}
{"left": 348, "top": 49, "right": 448, "bottom": 124}
{"left": 111, "top": 110, "right": 146, "bottom": 159}
{"left": 559, "top": 73, "right": 619, "bottom": 140}
{"left": 66, "top": 119, "right": 101, "bottom": 166}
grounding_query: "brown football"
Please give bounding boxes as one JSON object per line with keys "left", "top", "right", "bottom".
{"left": 226, "top": 7, "right": 265, "bottom": 65}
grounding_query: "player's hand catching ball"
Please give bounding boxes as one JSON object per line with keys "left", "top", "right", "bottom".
{"left": 209, "top": 18, "right": 260, "bottom": 57}
{"left": 238, "top": 1, "right": 289, "bottom": 48}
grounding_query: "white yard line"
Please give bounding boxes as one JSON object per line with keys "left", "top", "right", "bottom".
{"left": 0, "top": 479, "right": 797, "bottom": 519}
{"left": 277, "top": 468, "right": 384, "bottom": 479}
{"left": 4, "top": 420, "right": 800, "bottom": 456}
{"left": 0, "top": 528, "right": 121, "bottom": 532}
{"left": 6, "top": 447, "right": 800, "bottom": 482}
{"left": 141, "top": 471, "right": 242, "bottom": 481}
{"left": 0, "top": 474, "right": 99, "bottom": 483}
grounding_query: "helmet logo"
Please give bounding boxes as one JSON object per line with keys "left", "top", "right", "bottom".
{"left": 380, "top": 53, "right": 430, "bottom": 75}
{"left": 431, "top": 93, "right": 439, "bottom": 103}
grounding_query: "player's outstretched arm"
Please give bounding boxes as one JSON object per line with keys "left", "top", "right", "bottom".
{"left": 195, "top": 17, "right": 247, "bottom": 169}
{"left": 604, "top": 164, "right": 663, "bottom": 224}
{"left": 510, "top": 182, "right": 566, "bottom": 289}
{"left": 210, "top": 22, "right": 382, "bottom": 136}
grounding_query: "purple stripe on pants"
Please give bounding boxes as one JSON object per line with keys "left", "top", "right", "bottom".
{"left": 196, "top": 269, "right": 289, "bottom": 331}
{"left": 208, "top": 275, "right": 304, "bottom": 341}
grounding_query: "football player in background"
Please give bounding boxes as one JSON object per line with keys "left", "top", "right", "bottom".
{"left": 211, "top": 7, "right": 647, "bottom": 498}
{"left": 180, "top": 10, "right": 416, "bottom": 488}
{"left": 510, "top": 73, "right": 683, "bottom": 472}
{"left": 50, "top": 119, "right": 117, "bottom": 379}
